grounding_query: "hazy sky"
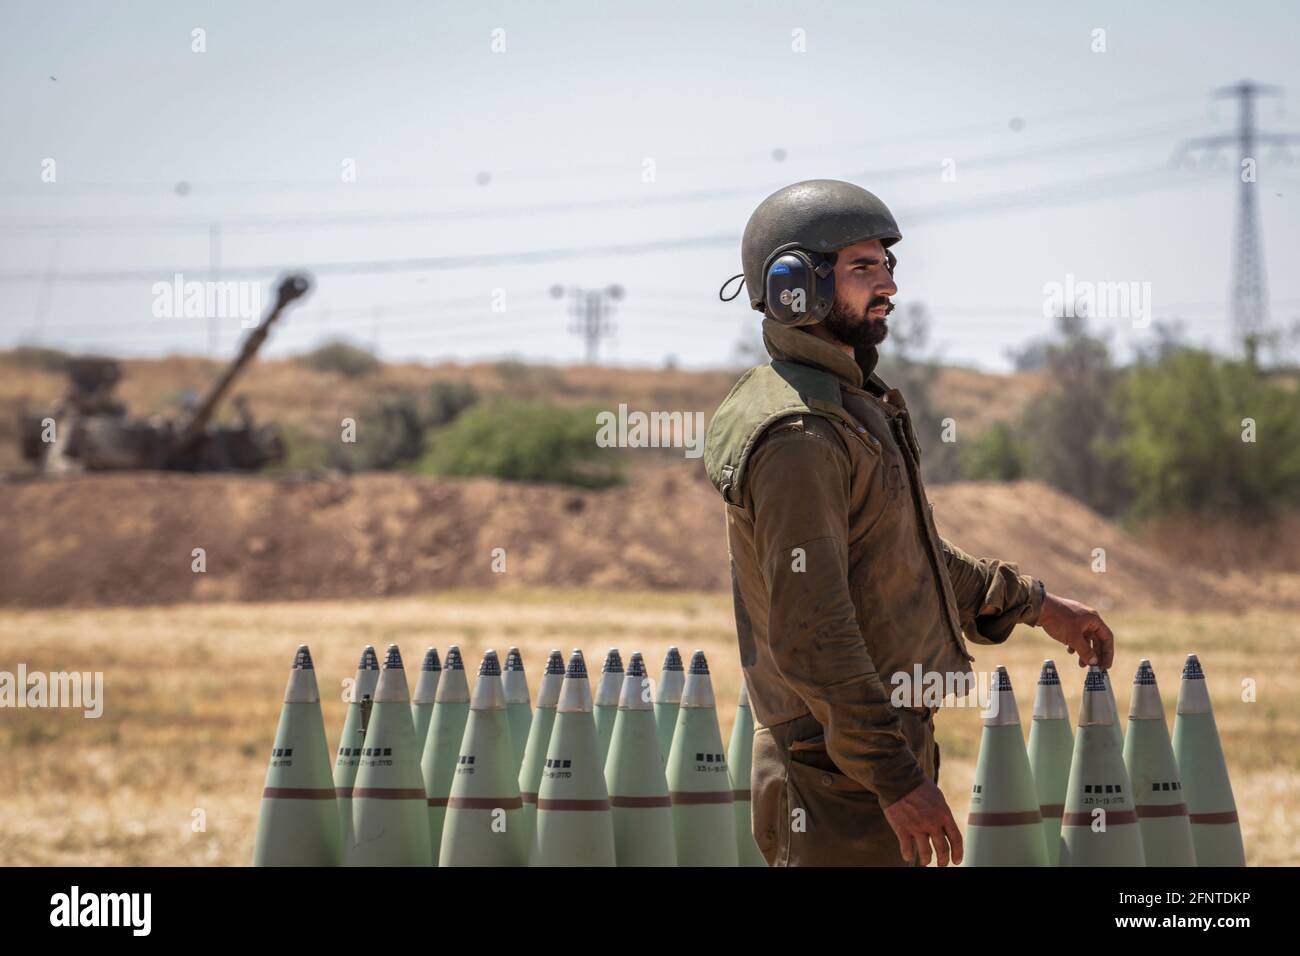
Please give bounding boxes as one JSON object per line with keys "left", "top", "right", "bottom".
{"left": 2, "top": 0, "right": 1299, "bottom": 371}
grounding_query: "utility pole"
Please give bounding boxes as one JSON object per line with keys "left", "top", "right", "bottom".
{"left": 1179, "top": 80, "right": 1300, "bottom": 362}
{"left": 550, "top": 284, "right": 624, "bottom": 363}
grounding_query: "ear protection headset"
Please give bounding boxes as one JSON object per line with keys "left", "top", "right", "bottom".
{"left": 721, "top": 246, "right": 897, "bottom": 327}
{"left": 762, "top": 244, "right": 837, "bottom": 326}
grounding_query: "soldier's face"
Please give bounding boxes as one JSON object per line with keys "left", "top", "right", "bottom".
{"left": 824, "top": 239, "right": 897, "bottom": 349}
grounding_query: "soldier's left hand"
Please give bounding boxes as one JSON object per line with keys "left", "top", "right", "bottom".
{"left": 1036, "top": 592, "right": 1114, "bottom": 669}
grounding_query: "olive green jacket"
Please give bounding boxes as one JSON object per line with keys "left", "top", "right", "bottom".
{"left": 704, "top": 319, "right": 1046, "bottom": 807}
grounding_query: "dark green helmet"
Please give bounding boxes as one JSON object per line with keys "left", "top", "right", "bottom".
{"left": 740, "top": 179, "right": 901, "bottom": 315}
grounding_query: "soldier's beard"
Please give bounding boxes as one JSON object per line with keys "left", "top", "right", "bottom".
{"left": 822, "top": 295, "right": 893, "bottom": 350}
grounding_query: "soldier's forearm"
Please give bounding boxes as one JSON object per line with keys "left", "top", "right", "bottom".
{"left": 973, "top": 574, "right": 1047, "bottom": 641}
{"left": 940, "top": 537, "right": 1045, "bottom": 644}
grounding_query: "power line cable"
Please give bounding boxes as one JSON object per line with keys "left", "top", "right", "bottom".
{"left": 0, "top": 119, "right": 1204, "bottom": 235}
{"left": 0, "top": 163, "right": 1225, "bottom": 286}
{"left": 0, "top": 87, "right": 1202, "bottom": 201}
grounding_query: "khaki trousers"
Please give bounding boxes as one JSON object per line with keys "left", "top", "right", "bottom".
{"left": 751, "top": 710, "right": 939, "bottom": 866}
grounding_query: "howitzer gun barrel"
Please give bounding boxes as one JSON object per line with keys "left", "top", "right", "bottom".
{"left": 170, "top": 273, "right": 311, "bottom": 457}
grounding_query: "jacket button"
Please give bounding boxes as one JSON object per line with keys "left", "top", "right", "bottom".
{"left": 821, "top": 774, "right": 832, "bottom": 786}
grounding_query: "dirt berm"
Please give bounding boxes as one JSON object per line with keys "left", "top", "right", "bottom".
{"left": 1, "top": 472, "right": 1289, "bottom": 611}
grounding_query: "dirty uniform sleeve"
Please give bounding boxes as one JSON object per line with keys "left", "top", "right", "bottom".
{"left": 939, "top": 537, "right": 1046, "bottom": 645}
{"left": 746, "top": 418, "right": 927, "bottom": 808}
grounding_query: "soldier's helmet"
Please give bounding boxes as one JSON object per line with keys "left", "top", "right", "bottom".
{"left": 740, "top": 179, "right": 901, "bottom": 317}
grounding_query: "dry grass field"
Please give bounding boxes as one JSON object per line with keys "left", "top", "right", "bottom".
{"left": 1, "top": 588, "right": 1293, "bottom": 866}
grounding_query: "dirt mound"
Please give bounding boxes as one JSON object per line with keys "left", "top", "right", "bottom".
{"left": 2, "top": 472, "right": 1292, "bottom": 611}
{"left": 1, "top": 471, "right": 729, "bottom": 607}
{"left": 929, "top": 481, "right": 1288, "bottom": 614}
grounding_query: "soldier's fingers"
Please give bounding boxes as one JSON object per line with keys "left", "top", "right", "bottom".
{"left": 930, "top": 829, "right": 951, "bottom": 867}
{"left": 943, "top": 812, "right": 964, "bottom": 865}
{"left": 1092, "top": 619, "right": 1116, "bottom": 668}
{"left": 1065, "top": 632, "right": 1095, "bottom": 665}
{"left": 1075, "top": 625, "right": 1100, "bottom": 666}
{"left": 896, "top": 830, "right": 914, "bottom": 864}
{"left": 915, "top": 831, "right": 933, "bottom": 867}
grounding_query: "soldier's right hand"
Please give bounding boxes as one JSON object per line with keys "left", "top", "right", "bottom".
{"left": 881, "top": 780, "right": 964, "bottom": 867}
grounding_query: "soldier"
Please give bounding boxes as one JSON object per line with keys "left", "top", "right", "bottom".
{"left": 703, "top": 180, "right": 1116, "bottom": 867}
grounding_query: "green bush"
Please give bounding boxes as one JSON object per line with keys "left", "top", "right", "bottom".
{"left": 1119, "top": 348, "right": 1300, "bottom": 516}
{"left": 415, "top": 400, "right": 623, "bottom": 487}
{"left": 353, "top": 391, "right": 427, "bottom": 470}
{"left": 961, "top": 421, "right": 1026, "bottom": 481}
{"left": 266, "top": 425, "right": 336, "bottom": 473}
{"left": 271, "top": 383, "right": 480, "bottom": 474}
{"left": 426, "top": 380, "right": 479, "bottom": 428}
{"left": 299, "top": 339, "right": 380, "bottom": 378}
{"left": 1017, "top": 315, "right": 1132, "bottom": 516}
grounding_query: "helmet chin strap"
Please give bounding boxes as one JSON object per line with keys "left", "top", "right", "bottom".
{"left": 718, "top": 273, "right": 746, "bottom": 302}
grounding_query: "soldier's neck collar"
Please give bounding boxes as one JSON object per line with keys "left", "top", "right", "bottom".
{"left": 760, "top": 318, "right": 880, "bottom": 390}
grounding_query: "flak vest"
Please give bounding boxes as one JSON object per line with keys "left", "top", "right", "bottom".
{"left": 704, "top": 357, "right": 979, "bottom": 728}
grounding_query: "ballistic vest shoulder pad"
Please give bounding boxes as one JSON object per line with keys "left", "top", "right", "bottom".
{"left": 703, "top": 360, "right": 846, "bottom": 506}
